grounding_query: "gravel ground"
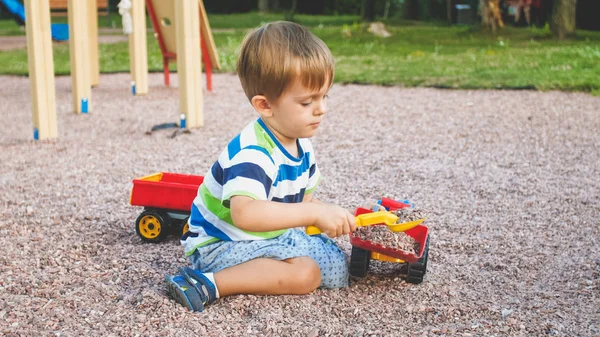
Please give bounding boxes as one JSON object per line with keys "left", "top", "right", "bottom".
{"left": 1, "top": 73, "right": 599, "bottom": 336}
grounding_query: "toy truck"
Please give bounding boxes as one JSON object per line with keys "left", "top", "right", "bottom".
{"left": 129, "top": 172, "right": 202, "bottom": 242}
{"left": 349, "top": 198, "right": 430, "bottom": 284}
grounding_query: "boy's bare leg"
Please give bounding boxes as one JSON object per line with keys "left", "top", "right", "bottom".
{"left": 214, "top": 256, "right": 321, "bottom": 296}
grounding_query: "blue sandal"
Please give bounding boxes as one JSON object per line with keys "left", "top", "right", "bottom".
{"left": 178, "top": 267, "right": 218, "bottom": 306}
{"left": 164, "top": 274, "right": 205, "bottom": 311}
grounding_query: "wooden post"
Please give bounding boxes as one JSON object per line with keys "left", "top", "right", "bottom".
{"left": 68, "top": 0, "right": 91, "bottom": 113}
{"left": 175, "top": 0, "right": 203, "bottom": 128}
{"left": 88, "top": 0, "right": 100, "bottom": 86}
{"left": 24, "top": 0, "right": 57, "bottom": 140}
{"left": 130, "top": 0, "right": 148, "bottom": 95}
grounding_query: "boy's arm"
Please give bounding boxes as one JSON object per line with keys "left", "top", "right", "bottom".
{"left": 230, "top": 195, "right": 317, "bottom": 232}
{"left": 230, "top": 195, "right": 356, "bottom": 237}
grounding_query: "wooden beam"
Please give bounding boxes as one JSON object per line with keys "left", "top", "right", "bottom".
{"left": 25, "top": 0, "right": 58, "bottom": 140}
{"left": 175, "top": 0, "right": 203, "bottom": 128}
{"left": 87, "top": 0, "right": 100, "bottom": 86}
{"left": 68, "top": 0, "right": 91, "bottom": 113}
{"left": 129, "top": 0, "right": 148, "bottom": 95}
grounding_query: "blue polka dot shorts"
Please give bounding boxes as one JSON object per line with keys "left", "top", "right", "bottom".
{"left": 189, "top": 229, "right": 349, "bottom": 289}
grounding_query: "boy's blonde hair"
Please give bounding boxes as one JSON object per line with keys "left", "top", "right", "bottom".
{"left": 237, "top": 21, "right": 334, "bottom": 102}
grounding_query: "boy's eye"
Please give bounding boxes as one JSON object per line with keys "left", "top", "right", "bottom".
{"left": 301, "top": 94, "right": 327, "bottom": 106}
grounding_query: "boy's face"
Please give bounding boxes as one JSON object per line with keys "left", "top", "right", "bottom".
{"left": 266, "top": 78, "right": 329, "bottom": 145}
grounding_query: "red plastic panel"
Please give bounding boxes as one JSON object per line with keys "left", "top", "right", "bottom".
{"left": 130, "top": 173, "right": 204, "bottom": 211}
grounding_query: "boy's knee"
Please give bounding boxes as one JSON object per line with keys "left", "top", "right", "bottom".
{"left": 288, "top": 257, "right": 321, "bottom": 293}
{"left": 316, "top": 251, "right": 349, "bottom": 289}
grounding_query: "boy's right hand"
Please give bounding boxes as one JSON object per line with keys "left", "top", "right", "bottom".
{"left": 312, "top": 203, "right": 357, "bottom": 238}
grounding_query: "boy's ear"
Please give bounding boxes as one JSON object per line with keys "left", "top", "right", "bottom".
{"left": 251, "top": 95, "right": 273, "bottom": 118}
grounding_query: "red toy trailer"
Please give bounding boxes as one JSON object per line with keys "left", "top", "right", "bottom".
{"left": 130, "top": 172, "right": 203, "bottom": 242}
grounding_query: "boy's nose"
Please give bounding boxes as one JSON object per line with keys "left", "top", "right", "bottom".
{"left": 315, "top": 101, "right": 327, "bottom": 115}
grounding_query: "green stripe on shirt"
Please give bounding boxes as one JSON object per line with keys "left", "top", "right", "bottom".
{"left": 201, "top": 184, "right": 288, "bottom": 239}
{"left": 201, "top": 184, "right": 234, "bottom": 225}
{"left": 254, "top": 121, "right": 276, "bottom": 154}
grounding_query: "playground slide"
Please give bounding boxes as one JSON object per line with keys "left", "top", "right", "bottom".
{"left": 1, "top": 0, "right": 69, "bottom": 41}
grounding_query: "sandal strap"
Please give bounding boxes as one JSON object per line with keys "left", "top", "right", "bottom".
{"left": 179, "top": 267, "right": 218, "bottom": 305}
{"left": 165, "top": 274, "right": 204, "bottom": 312}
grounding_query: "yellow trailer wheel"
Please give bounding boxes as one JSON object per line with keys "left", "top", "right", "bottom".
{"left": 135, "top": 210, "right": 169, "bottom": 243}
{"left": 182, "top": 218, "right": 189, "bottom": 236}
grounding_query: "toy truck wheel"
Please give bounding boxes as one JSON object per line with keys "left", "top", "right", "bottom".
{"left": 135, "top": 210, "right": 170, "bottom": 243}
{"left": 181, "top": 217, "right": 189, "bottom": 236}
{"left": 350, "top": 246, "right": 371, "bottom": 277}
{"left": 406, "top": 236, "right": 430, "bottom": 284}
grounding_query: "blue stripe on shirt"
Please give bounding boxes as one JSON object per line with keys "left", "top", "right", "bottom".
{"left": 273, "top": 154, "right": 311, "bottom": 186}
{"left": 214, "top": 147, "right": 274, "bottom": 186}
{"left": 272, "top": 188, "right": 306, "bottom": 203}
{"left": 223, "top": 162, "right": 273, "bottom": 196}
{"left": 227, "top": 134, "right": 242, "bottom": 160}
{"left": 244, "top": 145, "right": 274, "bottom": 163}
{"left": 211, "top": 161, "right": 224, "bottom": 184}
{"left": 190, "top": 204, "right": 232, "bottom": 241}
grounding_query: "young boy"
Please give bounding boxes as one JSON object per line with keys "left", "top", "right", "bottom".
{"left": 165, "top": 21, "right": 356, "bottom": 312}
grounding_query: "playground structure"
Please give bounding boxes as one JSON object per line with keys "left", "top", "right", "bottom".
{"left": 22, "top": 0, "right": 218, "bottom": 140}
{"left": 0, "top": 0, "right": 106, "bottom": 41}
{"left": 146, "top": 0, "right": 220, "bottom": 90}
{"left": 48, "top": 0, "right": 109, "bottom": 17}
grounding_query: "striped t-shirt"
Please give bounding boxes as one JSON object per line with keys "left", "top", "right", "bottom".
{"left": 181, "top": 118, "right": 321, "bottom": 256}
